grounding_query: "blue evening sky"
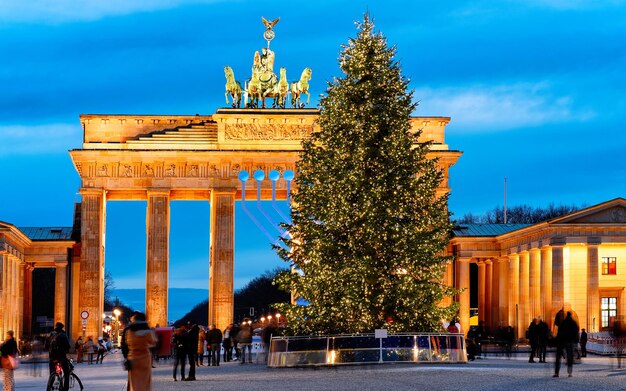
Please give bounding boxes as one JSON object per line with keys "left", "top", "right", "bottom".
{"left": 1, "top": 1, "right": 625, "bottom": 292}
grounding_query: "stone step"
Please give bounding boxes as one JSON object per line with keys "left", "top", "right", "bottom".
{"left": 152, "top": 133, "right": 215, "bottom": 138}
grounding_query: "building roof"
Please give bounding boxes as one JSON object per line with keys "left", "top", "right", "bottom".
{"left": 18, "top": 227, "right": 74, "bottom": 241}
{"left": 452, "top": 224, "right": 530, "bottom": 237}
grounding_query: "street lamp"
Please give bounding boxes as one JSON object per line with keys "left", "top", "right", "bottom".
{"left": 113, "top": 308, "right": 121, "bottom": 347}
{"left": 276, "top": 313, "right": 281, "bottom": 326}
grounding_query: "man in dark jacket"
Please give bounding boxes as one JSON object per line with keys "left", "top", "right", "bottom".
{"left": 171, "top": 326, "right": 187, "bottom": 381}
{"left": 527, "top": 318, "right": 539, "bottom": 363}
{"left": 230, "top": 323, "right": 241, "bottom": 361}
{"left": 554, "top": 311, "right": 579, "bottom": 377}
{"left": 185, "top": 322, "right": 199, "bottom": 381}
{"left": 46, "top": 322, "right": 71, "bottom": 391}
{"left": 206, "top": 324, "right": 223, "bottom": 366}
{"left": 580, "top": 328, "right": 588, "bottom": 357}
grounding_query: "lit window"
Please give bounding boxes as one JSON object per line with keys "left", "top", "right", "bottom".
{"left": 602, "top": 257, "right": 617, "bottom": 275}
{"left": 601, "top": 297, "right": 617, "bottom": 328}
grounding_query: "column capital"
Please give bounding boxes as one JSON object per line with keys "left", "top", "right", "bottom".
{"left": 79, "top": 188, "right": 105, "bottom": 197}
{"left": 587, "top": 237, "right": 602, "bottom": 246}
{"left": 55, "top": 260, "right": 69, "bottom": 268}
{"left": 456, "top": 256, "right": 472, "bottom": 263}
{"left": 549, "top": 237, "right": 566, "bottom": 247}
{"left": 211, "top": 188, "right": 237, "bottom": 195}
{"left": 147, "top": 189, "right": 171, "bottom": 197}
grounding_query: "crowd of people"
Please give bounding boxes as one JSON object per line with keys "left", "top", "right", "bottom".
{"left": 169, "top": 318, "right": 276, "bottom": 381}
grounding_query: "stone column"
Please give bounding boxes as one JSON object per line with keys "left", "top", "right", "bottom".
{"left": 477, "top": 261, "right": 486, "bottom": 324}
{"left": 498, "top": 257, "right": 509, "bottom": 327}
{"left": 529, "top": 249, "right": 541, "bottom": 321}
{"left": 78, "top": 189, "right": 106, "bottom": 338}
{"left": 491, "top": 260, "right": 500, "bottom": 328}
{"left": 17, "top": 260, "right": 24, "bottom": 341}
{"left": 54, "top": 260, "right": 69, "bottom": 325}
{"left": 508, "top": 254, "right": 520, "bottom": 337}
{"left": 485, "top": 260, "right": 493, "bottom": 329}
{"left": 540, "top": 246, "right": 552, "bottom": 323}
{"left": 209, "top": 190, "right": 235, "bottom": 331}
{"left": 0, "top": 254, "right": 5, "bottom": 338}
{"left": 23, "top": 264, "right": 34, "bottom": 338}
{"left": 10, "top": 256, "right": 16, "bottom": 336}
{"left": 146, "top": 191, "right": 170, "bottom": 328}
{"left": 456, "top": 257, "right": 471, "bottom": 336}
{"left": 587, "top": 242, "right": 600, "bottom": 332}
{"left": 551, "top": 243, "right": 565, "bottom": 329}
{"left": 519, "top": 251, "right": 529, "bottom": 332}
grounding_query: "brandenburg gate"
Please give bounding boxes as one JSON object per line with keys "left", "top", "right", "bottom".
{"left": 69, "top": 109, "right": 460, "bottom": 337}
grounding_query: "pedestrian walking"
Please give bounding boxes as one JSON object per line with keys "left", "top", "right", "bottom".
{"left": 554, "top": 311, "right": 579, "bottom": 378}
{"left": 237, "top": 320, "right": 253, "bottom": 364}
{"left": 537, "top": 318, "right": 550, "bottom": 363}
{"left": 74, "top": 336, "right": 83, "bottom": 364}
{"left": 95, "top": 339, "right": 106, "bottom": 364}
{"left": 207, "top": 324, "right": 223, "bottom": 366}
{"left": 231, "top": 323, "right": 241, "bottom": 361}
{"left": 527, "top": 318, "right": 539, "bottom": 363}
{"left": 172, "top": 327, "right": 187, "bottom": 381}
{"left": 196, "top": 326, "right": 206, "bottom": 366}
{"left": 1, "top": 330, "right": 19, "bottom": 391}
{"left": 83, "top": 336, "right": 95, "bottom": 365}
{"left": 121, "top": 311, "right": 158, "bottom": 391}
{"left": 223, "top": 324, "right": 233, "bottom": 362}
{"left": 185, "top": 322, "right": 199, "bottom": 381}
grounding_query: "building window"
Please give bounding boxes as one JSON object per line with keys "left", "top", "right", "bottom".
{"left": 601, "top": 297, "right": 618, "bottom": 328}
{"left": 602, "top": 257, "right": 617, "bottom": 275}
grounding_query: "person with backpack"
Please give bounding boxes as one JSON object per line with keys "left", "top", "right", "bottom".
{"left": 46, "top": 322, "right": 71, "bottom": 391}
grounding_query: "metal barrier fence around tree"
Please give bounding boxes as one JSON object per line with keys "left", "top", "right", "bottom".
{"left": 268, "top": 332, "right": 467, "bottom": 368}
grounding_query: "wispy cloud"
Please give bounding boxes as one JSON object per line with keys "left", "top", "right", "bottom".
{"left": 0, "top": 0, "right": 229, "bottom": 23}
{"left": 522, "top": 0, "right": 626, "bottom": 10}
{"left": 0, "top": 123, "right": 81, "bottom": 156}
{"left": 415, "top": 82, "right": 596, "bottom": 132}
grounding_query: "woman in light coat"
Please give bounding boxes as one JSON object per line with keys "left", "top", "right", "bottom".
{"left": 123, "top": 312, "right": 157, "bottom": 391}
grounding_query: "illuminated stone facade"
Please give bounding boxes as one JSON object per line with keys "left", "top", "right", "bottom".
{"left": 450, "top": 198, "right": 626, "bottom": 337}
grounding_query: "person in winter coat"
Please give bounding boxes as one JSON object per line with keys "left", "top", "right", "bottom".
{"left": 237, "top": 320, "right": 253, "bottom": 364}
{"left": 196, "top": 327, "right": 206, "bottom": 367}
{"left": 1, "top": 330, "right": 19, "bottom": 391}
{"left": 222, "top": 324, "right": 233, "bottom": 362}
{"left": 83, "top": 336, "right": 95, "bottom": 365}
{"left": 206, "top": 324, "right": 223, "bottom": 366}
{"left": 121, "top": 311, "right": 157, "bottom": 391}
{"left": 554, "top": 311, "right": 579, "bottom": 377}
{"left": 172, "top": 327, "right": 187, "bottom": 381}
{"left": 184, "top": 322, "right": 199, "bottom": 381}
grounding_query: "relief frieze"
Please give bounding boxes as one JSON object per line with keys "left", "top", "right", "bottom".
{"left": 224, "top": 123, "right": 313, "bottom": 140}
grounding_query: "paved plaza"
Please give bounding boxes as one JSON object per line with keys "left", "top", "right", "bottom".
{"left": 10, "top": 351, "right": 626, "bottom": 391}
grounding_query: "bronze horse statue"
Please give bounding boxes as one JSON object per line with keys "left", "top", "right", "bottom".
{"left": 224, "top": 66, "right": 243, "bottom": 108}
{"left": 291, "top": 67, "right": 312, "bottom": 108}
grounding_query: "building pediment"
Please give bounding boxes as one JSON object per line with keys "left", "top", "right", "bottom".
{"left": 550, "top": 198, "right": 626, "bottom": 225}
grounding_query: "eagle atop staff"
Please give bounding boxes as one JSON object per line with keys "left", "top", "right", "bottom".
{"left": 262, "top": 16, "right": 280, "bottom": 29}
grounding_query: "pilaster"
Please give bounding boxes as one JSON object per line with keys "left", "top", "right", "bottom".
{"left": 78, "top": 189, "right": 106, "bottom": 338}
{"left": 587, "top": 242, "right": 600, "bottom": 332}
{"left": 146, "top": 190, "right": 170, "bottom": 327}
{"left": 209, "top": 190, "right": 236, "bottom": 331}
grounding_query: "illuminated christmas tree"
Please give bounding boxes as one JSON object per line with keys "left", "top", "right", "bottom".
{"left": 275, "top": 15, "right": 457, "bottom": 335}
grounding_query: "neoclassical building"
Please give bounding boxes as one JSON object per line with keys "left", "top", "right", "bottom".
{"left": 449, "top": 198, "right": 626, "bottom": 337}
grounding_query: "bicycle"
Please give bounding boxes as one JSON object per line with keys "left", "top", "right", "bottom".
{"left": 46, "top": 358, "right": 84, "bottom": 390}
